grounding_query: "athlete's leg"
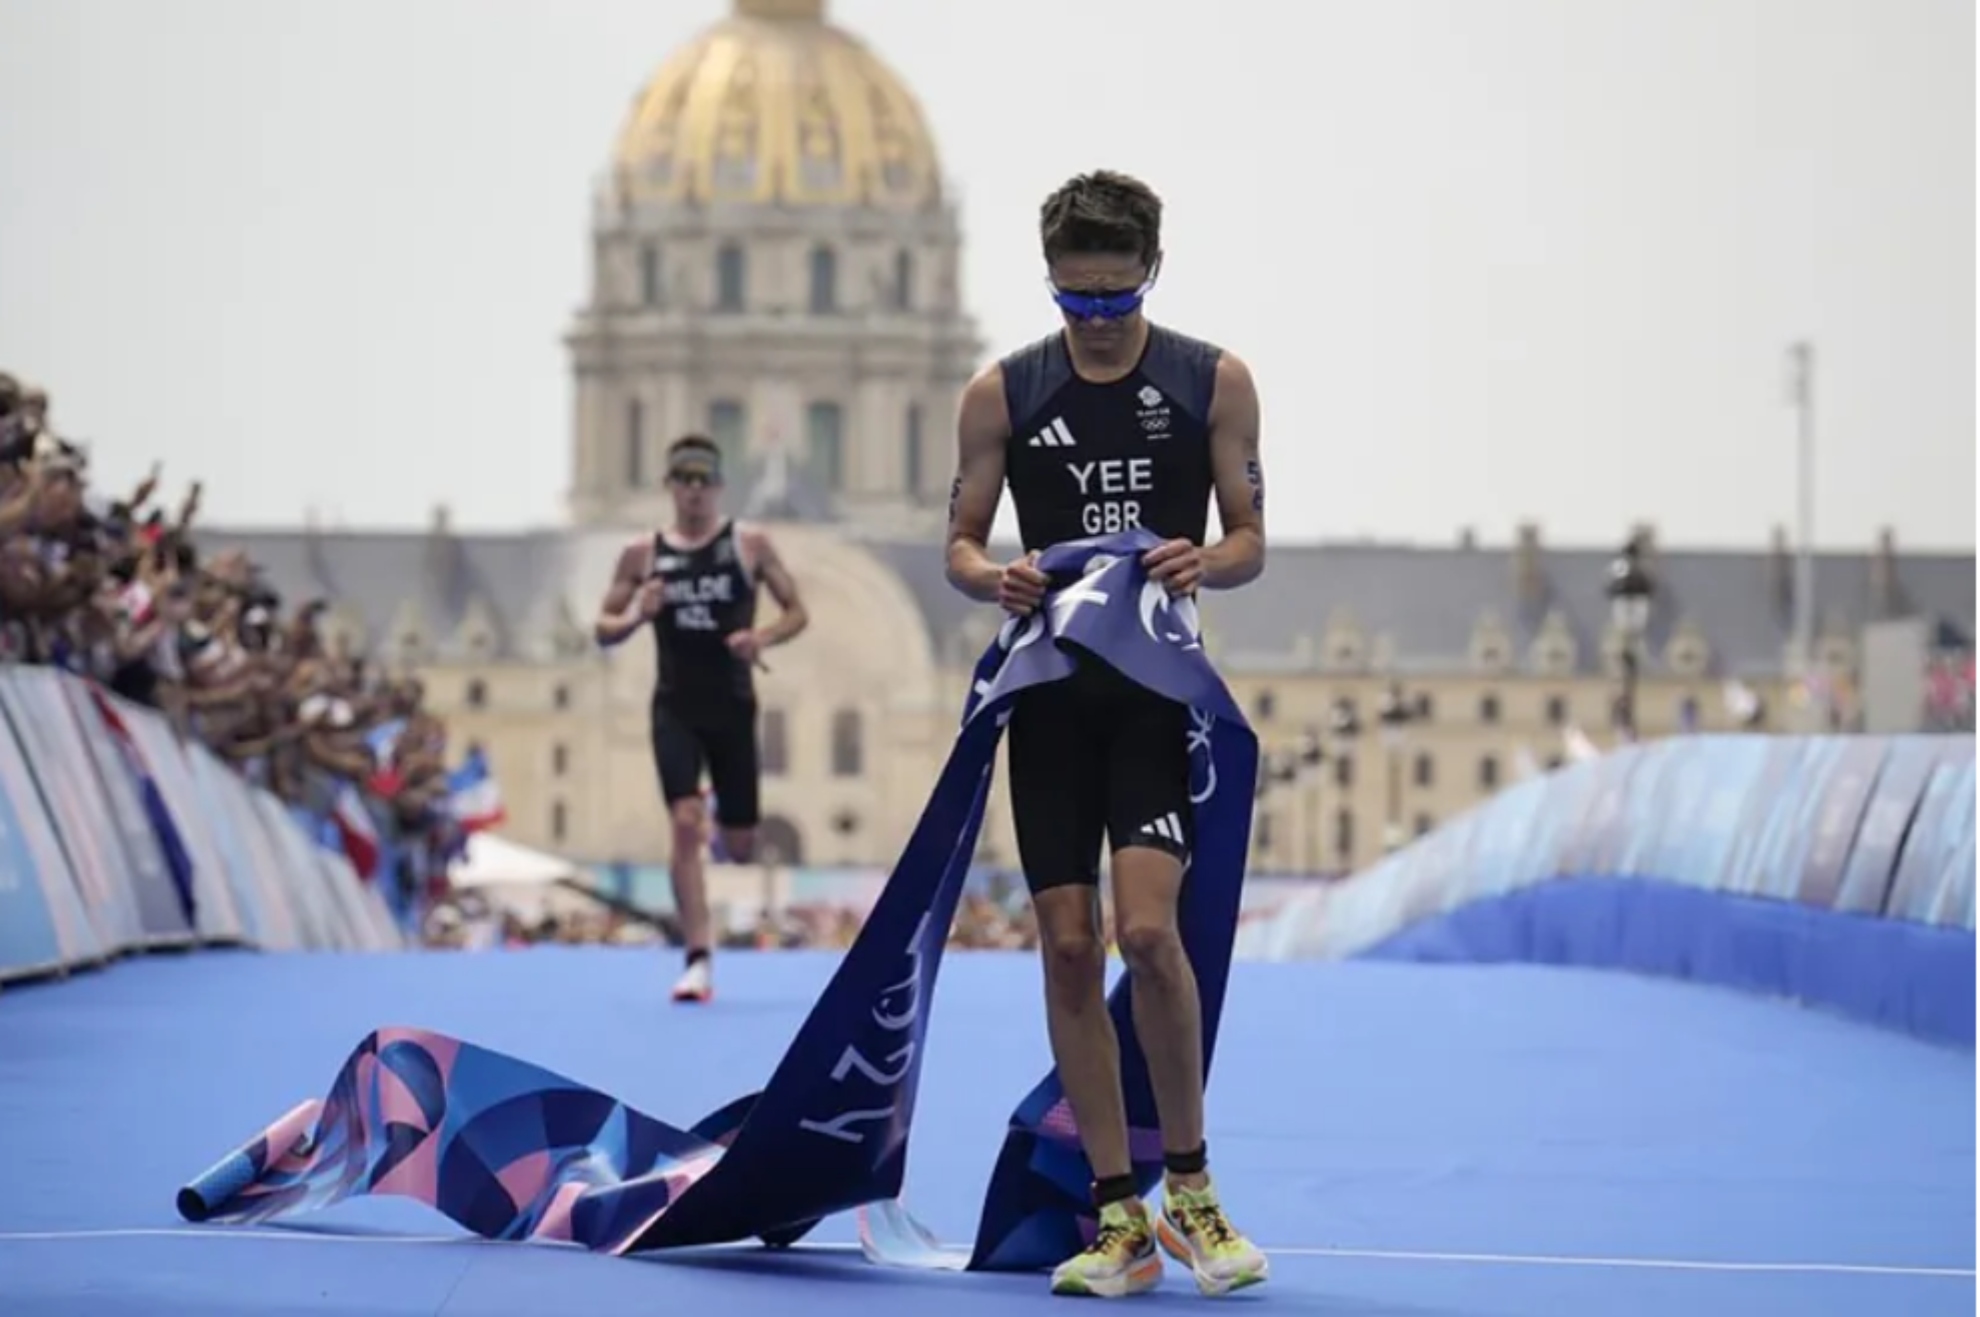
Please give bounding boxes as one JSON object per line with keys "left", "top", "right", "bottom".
{"left": 1011, "top": 673, "right": 1160, "bottom": 1298}
{"left": 652, "top": 699, "right": 715, "bottom": 999}
{"left": 1103, "top": 691, "right": 1203, "bottom": 1173}
{"left": 702, "top": 701, "right": 762, "bottom": 864}
{"left": 665, "top": 795, "right": 714, "bottom": 953}
{"left": 1105, "top": 682, "right": 1267, "bottom": 1296}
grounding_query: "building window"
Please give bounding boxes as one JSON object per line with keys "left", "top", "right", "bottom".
{"left": 708, "top": 399, "right": 747, "bottom": 476}
{"left": 1254, "top": 689, "right": 1277, "bottom": 722}
{"left": 1412, "top": 753, "right": 1434, "bottom": 788}
{"left": 762, "top": 707, "right": 789, "bottom": 776}
{"left": 551, "top": 743, "right": 569, "bottom": 777}
{"left": 551, "top": 800, "right": 568, "bottom": 842}
{"left": 1333, "top": 808, "right": 1354, "bottom": 861}
{"left": 639, "top": 242, "right": 661, "bottom": 306}
{"left": 1478, "top": 755, "right": 1499, "bottom": 790}
{"left": 806, "top": 401, "right": 845, "bottom": 490}
{"left": 1479, "top": 693, "right": 1501, "bottom": 724}
{"left": 465, "top": 679, "right": 487, "bottom": 710}
{"left": 1545, "top": 694, "right": 1569, "bottom": 726}
{"left": 716, "top": 242, "right": 746, "bottom": 312}
{"left": 831, "top": 708, "right": 864, "bottom": 777}
{"left": 904, "top": 404, "right": 923, "bottom": 496}
{"left": 808, "top": 245, "right": 838, "bottom": 314}
{"left": 1333, "top": 755, "right": 1354, "bottom": 788}
{"left": 553, "top": 683, "right": 570, "bottom": 711}
{"left": 893, "top": 249, "right": 914, "bottom": 310}
{"left": 625, "top": 397, "right": 646, "bottom": 486}
{"left": 1413, "top": 813, "right": 1434, "bottom": 838}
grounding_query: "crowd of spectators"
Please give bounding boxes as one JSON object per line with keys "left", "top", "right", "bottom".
{"left": 732, "top": 893, "right": 1038, "bottom": 951}
{"left": 421, "top": 888, "right": 1045, "bottom": 954}
{"left": 0, "top": 371, "right": 463, "bottom": 916}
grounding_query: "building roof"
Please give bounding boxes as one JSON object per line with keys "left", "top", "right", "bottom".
{"left": 193, "top": 518, "right": 1975, "bottom": 679}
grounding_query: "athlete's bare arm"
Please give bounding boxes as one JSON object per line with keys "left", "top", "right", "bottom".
{"left": 594, "top": 538, "right": 661, "bottom": 648}
{"left": 1200, "top": 351, "right": 1266, "bottom": 591}
{"left": 741, "top": 528, "right": 808, "bottom": 648}
{"left": 945, "top": 363, "right": 1026, "bottom": 605}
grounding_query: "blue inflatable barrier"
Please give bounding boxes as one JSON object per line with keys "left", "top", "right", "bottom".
{"left": 1237, "top": 734, "right": 1977, "bottom": 1046}
{"left": 0, "top": 667, "right": 403, "bottom": 985}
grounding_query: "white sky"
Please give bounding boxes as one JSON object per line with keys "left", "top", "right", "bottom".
{"left": 0, "top": 0, "right": 1971, "bottom": 552}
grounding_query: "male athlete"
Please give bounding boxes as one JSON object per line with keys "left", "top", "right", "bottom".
{"left": 945, "top": 171, "right": 1268, "bottom": 1298}
{"left": 594, "top": 434, "right": 808, "bottom": 1003}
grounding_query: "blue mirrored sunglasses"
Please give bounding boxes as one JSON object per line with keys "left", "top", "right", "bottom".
{"left": 1048, "top": 276, "right": 1156, "bottom": 321}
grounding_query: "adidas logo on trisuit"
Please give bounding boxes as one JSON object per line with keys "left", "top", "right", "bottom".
{"left": 1027, "top": 417, "right": 1076, "bottom": 448}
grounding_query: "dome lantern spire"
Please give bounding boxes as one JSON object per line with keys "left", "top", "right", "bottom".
{"left": 734, "top": 0, "right": 824, "bottom": 19}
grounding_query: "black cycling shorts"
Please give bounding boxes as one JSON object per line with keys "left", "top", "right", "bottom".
{"left": 651, "top": 696, "right": 761, "bottom": 830}
{"left": 1006, "top": 653, "right": 1194, "bottom": 893}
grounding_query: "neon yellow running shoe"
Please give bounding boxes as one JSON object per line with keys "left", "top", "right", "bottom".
{"left": 1154, "top": 1178, "right": 1269, "bottom": 1296}
{"left": 1050, "top": 1199, "right": 1165, "bottom": 1298}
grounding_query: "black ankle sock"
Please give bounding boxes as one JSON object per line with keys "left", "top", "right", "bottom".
{"left": 1163, "top": 1143, "right": 1207, "bottom": 1176}
{"left": 1091, "top": 1174, "right": 1139, "bottom": 1209}
{"left": 685, "top": 947, "right": 711, "bottom": 967}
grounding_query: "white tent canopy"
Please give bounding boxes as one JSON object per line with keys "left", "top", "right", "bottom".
{"left": 443, "top": 831, "right": 608, "bottom": 928}
{"left": 448, "top": 832, "right": 584, "bottom": 890}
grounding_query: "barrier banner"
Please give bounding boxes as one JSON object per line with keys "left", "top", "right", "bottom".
{"left": 0, "top": 670, "right": 143, "bottom": 951}
{"left": 186, "top": 746, "right": 298, "bottom": 951}
{"left": 175, "top": 530, "right": 1259, "bottom": 1276}
{"left": 42, "top": 673, "right": 194, "bottom": 946}
{"left": 112, "top": 707, "right": 250, "bottom": 945}
{"left": 272, "top": 801, "right": 361, "bottom": 950}
{"left": 1933, "top": 756, "right": 1977, "bottom": 928}
{"left": 1652, "top": 740, "right": 1736, "bottom": 890}
{"left": 1711, "top": 737, "right": 1810, "bottom": 899}
{"left": 1886, "top": 747, "right": 1976, "bottom": 924}
{"left": 216, "top": 761, "right": 319, "bottom": 948}
{"left": 1456, "top": 775, "right": 1551, "bottom": 901}
{"left": 314, "top": 845, "right": 396, "bottom": 952}
{"left": 1835, "top": 737, "right": 1951, "bottom": 916}
{"left": 53, "top": 682, "right": 195, "bottom": 946}
{"left": 249, "top": 791, "right": 340, "bottom": 949}
{"left": 69, "top": 681, "right": 199, "bottom": 931}
{"left": 0, "top": 659, "right": 418, "bottom": 974}
{"left": 0, "top": 722, "right": 70, "bottom": 980}
{"left": 0, "top": 699, "right": 103, "bottom": 972}
{"left": 1787, "top": 736, "right": 1890, "bottom": 909}
{"left": 1554, "top": 749, "right": 1643, "bottom": 881}
{"left": 292, "top": 810, "right": 370, "bottom": 950}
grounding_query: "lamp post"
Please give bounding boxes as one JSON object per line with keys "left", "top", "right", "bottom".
{"left": 1604, "top": 536, "right": 1655, "bottom": 742}
{"left": 1376, "top": 683, "right": 1412, "bottom": 853}
{"left": 1327, "top": 699, "right": 1361, "bottom": 872}
{"left": 1787, "top": 341, "right": 1818, "bottom": 729}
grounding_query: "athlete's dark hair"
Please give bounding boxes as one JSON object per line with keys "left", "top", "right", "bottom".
{"left": 668, "top": 434, "right": 719, "bottom": 459}
{"left": 1039, "top": 171, "right": 1163, "bottom": 267}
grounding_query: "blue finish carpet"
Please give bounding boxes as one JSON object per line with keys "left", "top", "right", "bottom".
{"left": 0, "top": 948, "right": 1970, "bottom": 1315}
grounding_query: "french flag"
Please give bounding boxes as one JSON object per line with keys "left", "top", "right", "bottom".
{"left": 446, "top": 748, "right": 506, "bottom": 834}
{"left": 331, "top": 781, "right": 382, "bottom": 882}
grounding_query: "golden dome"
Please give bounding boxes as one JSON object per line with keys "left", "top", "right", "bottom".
{"left": 613, "top": 0, "right": 943, "bottom": 210}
